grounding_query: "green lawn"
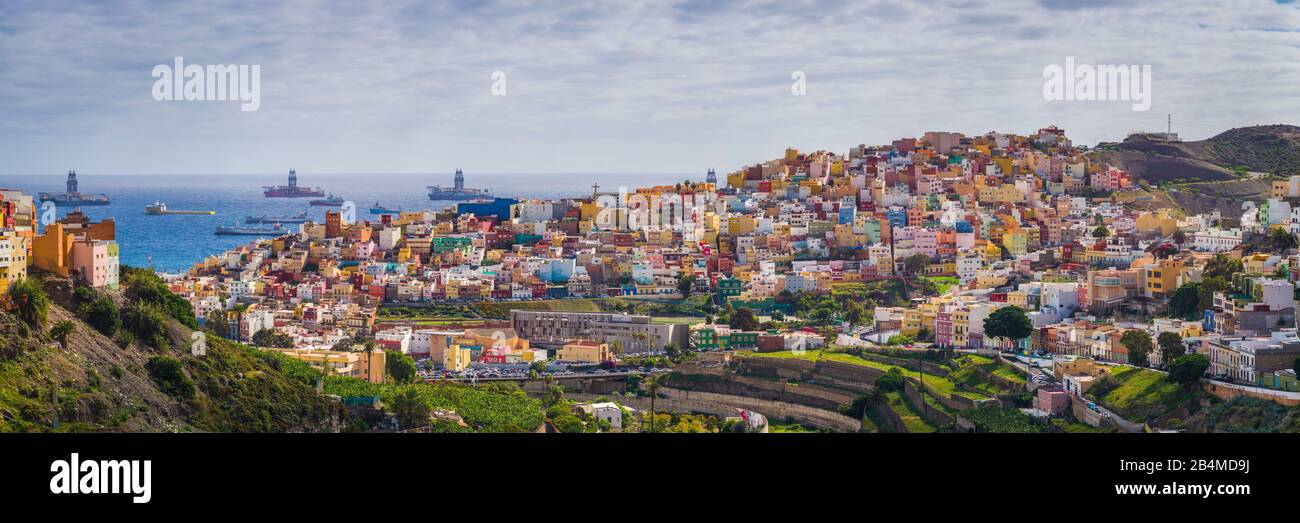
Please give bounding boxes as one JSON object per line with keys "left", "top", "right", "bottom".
{"left": 949, "top": 354, "right": 1025, "bottom": 395}
{"left": 885, "top": 391, "right": 936, "bottom": 433}
{"left": 650, "top": 316, "right": 706, "bottom": 325}
{"left": 745, "top": 350, "right": 987, "bottom": 400}
{"left": 1088, "top": 366, "right": 1198, "bottom": 420}
{"left": 922, "top": 276, "right": 960, "bottom": 294}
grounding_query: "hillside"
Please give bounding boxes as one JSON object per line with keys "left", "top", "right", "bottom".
{"left": 1090, "top": 124, "right": 1300, "bottom": 184}
{"left": 0, "top": 271, "right": 347, "bottom": 432}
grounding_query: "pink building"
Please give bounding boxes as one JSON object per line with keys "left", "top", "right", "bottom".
{"left": 934, "top": 311, "right": 953, "bottom": 348}
{"left": 71, "top": 239, "right": 119, "bottom": 289}
{"left": 1033, "top": 386, "right": 1071, "bottom": 415}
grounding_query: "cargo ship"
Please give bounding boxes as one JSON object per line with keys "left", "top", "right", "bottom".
{"left": 39, "top": 171, "right": 111, "bottom": 205}
{"left": 309, "top": 194, "right": 344, "bottom": 206}
{"left": 369, "top": 202, "right": 400, "bottom": 215}
{"left": 245, "top": 211, "right": 310, "bottom": 224}
{"left": 427, "top": 169, "right": 491, "bottom": 201}
{"left": 263, "top": 169, "right": 325, "bottom": 198}
{"left": 215, "top": 224, "right": 287, "bottom": 236}
{"left": 145, "top": 201, "right": 215, "bottom": 215}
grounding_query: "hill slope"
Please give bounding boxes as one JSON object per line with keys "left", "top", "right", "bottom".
{"left": 0, "top": 273, "right": 347, "bottom": 432}
{"left": 1090, "top": 124, "right": 1300, "bottom": 184}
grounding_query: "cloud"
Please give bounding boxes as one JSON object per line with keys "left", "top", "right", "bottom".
{"left": 0, "top": 0, "right": 1298, "bottom": 175}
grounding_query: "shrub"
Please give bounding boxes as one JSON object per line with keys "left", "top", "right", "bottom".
{"left": 122, "top": 304, "right": 168, "bottom": 348}
{"left": 875, "top": 367, "right": 906, "bottom": 393}
{"left": 79, "top": 296, "right": 121, "bottom": 336}
{"left": 146, "top": 356, "right": 195, "bottom": 399}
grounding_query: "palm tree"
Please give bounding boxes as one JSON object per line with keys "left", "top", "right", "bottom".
{"left": 48, "top": 320, "right": 75, "bottom": 349}
{"left": 8, "top": 277, "right": 50, "bottom": 328}
{"left": 389, "top": 387, "right": 429, "bottom": 431}
{"left": 645, "top": 373, "right": 666, "bottom": 433}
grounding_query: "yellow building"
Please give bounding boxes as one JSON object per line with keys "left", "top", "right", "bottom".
{"left": 557, "top": 339, "right": 612, "bottom": 364}
{"left": 32, "top": 222, "right": 75, "bottom": 277}
{"left": 444, "top": 344, "right": 472, "bottom": 372}
{"left": 1144, "top": 258, "right": 1183, "bottom": 298}
{"left": 271, "top": 348, "right": 386, "bottom": 383}
{"left": 1135, "top": 209, "right": 1179, "bottom": 237}
{"left": 0, "top": 232, "right": 28, "bottom": 293}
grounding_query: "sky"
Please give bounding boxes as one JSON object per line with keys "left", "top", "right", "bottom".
{"left": 1, "top": 0, "right": 1298, "bottom": 176}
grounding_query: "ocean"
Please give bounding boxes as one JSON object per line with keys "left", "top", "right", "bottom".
{"left": 0, "top": 172, "right": 697, "bottom": 273}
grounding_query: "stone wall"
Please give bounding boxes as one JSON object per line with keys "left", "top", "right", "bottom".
{"left": 903, "top": 381, "right": 955, "bottom": 427}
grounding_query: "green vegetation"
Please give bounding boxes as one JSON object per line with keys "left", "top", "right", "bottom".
{"left": 1120, "top": 330, "right": 1152, "bottom": 367}
{"left": 983, "top": 306, "right": 1032, "bottom": 349}
{"left": 48, "top": 320, "right": 75, "bottom": 349}
{"left": 743, "top": 349, "right": 987, "bottom": 400}
{"left": 122, "top": 303, "right": 169, "bottom": 348}
{"left": 1158, "top": 332, "right": 1185, "bottom": 363}
{"left": 1168, "top": 354, "right": 1209, "bottom": 387}
{"left": 323, "top": 377, "right": 543, "bottom": 432}
{"left": 1087, "top": 366, "right": 1201, "bottom": 421}
{"left": 1198, "top": 396, "right": 1300, "bottom": 433}
{"left": 884, "top": 391, "right": 935, "bottom": 433}
{"left": 146, "top": 356, "right": 196, "bottom": 399}
{"left": 385, "top": 350, "right": 417, "bottom": 384}
{"left": 7, "top": 277, "right": 50, "bottom": 328}
{"left": 961, "top": 406, "right": 1046, "bottom": 433}
{"left": 78, "top": 294, "right": 121, "bottom": 336}
{"left": 122, "top": 267, "right": 197, "bottom": 328}
{"left": 949, "top": 354, "right": 1025, "bottom": 395}
{"left": 769, "top": 421, "right": 827, "bottom": 433}
{"left": 922, "top": 276, "right": 959, "bottom": 295}
{"left": 250, "top": 328, "right": 293, "bottom": 348}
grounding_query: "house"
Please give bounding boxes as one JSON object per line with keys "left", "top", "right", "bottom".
{"left": 571, "top": 402, "right": 624, "bottom": 430}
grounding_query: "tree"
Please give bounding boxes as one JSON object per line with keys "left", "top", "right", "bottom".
{"left": 251, "top": 328, "right": 293, "bottom": 348}
{"left": 728, "top": 307, "right": 760, "bottom": 331}
{"left": 903, "top": 254, "right": 931, "bottom": 276}
{"left": 389, "top": 387, "right": 429, "bottom": 430}
{"left": 1092, "top": 225, "right": 1110, "bottom": 239}
{"left": 385, "top": 350, "right": 417, "bottom": 384}
{"left": 1269, "top": 226, "right": 1298, "bottom": 251}
{"left": 1157, "top": 331, "right": 1185, "bottom": 364}
{"left": 80, "top": 296, "right": 121, "bottom": 336}
{"left": 844, "top": 302, "right": 867, "bottom": 326}
{"left": 1167, "top": 283, "right": 1201, "bottom": 320}
{"left": 48, "top": 320, "right": 75, "bottom": 349}
{"left": 203, "top": 311, "right": 229, "bottom": 339}
{"left": 983, "top": 306, "right": 1033, "bottom": 350}
{"left": 8, "top": 277, "right": 50, "bottom": 328}
{"left": 874, "top": 367, "right": 905, "bottom": 393}
{"left": 676, "top": 273, "right": 697, "bottom": 299}
{"left": 663, "top": 343, "right": 682, "bottom": 362}
{"left": 1120, "top": 330, "right": 1153, "bottom": 367}
{"left": 1197, "top": 276, "right": 1230, "bottom": 312}
{"left": 1171, "top": 230, "right": 1187, "bottom": 245}
{"left": 1203, "top": 254, "right": 1242, "bottom": 280}
{"left": 1168, "top": 354, "right": 1210, "bottom": 387}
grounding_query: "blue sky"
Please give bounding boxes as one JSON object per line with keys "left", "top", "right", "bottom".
{"left": 1, "top": 0, "right": 1298, "bottom": 175}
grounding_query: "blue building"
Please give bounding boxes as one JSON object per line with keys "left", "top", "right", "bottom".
{"left": 457, "top": 197, "right": 518, "bottom": 221}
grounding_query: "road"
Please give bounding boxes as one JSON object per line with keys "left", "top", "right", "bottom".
{"left": 1003, "top": 355, "right": 1145, "bottom": 433}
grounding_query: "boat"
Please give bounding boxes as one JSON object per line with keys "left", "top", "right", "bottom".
{"left": 309, "top": 194, "right": 344, "bottom": 206}
{"left": 145, "top": 201, "right": 215, "bottom": 215}
{"left": 427, "top": 169, "right": 491, "bottom": 201}
{"left": 369, "top": 202, "right": 400, "bottom": 215}
{"left": 263, "top": 169, "right": 325, "bottom": 198}
{"left": 244, "top": 211, "right": 310, "bottom": 223}
{"left": 38, "top": 171, "right": 111, "bottom": 205}
{"left": 215, "top": 224, "right": 287, "bottom": 236}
